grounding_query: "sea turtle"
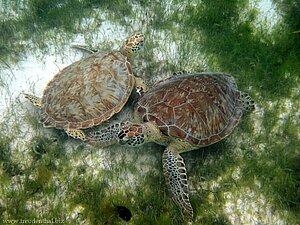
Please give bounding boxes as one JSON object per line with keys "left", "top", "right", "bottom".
{"left": 88, "top": 72, "right": 255, "bottom": 219}
{"left": 25, "top": 33, "right": 145, "bottom": 141}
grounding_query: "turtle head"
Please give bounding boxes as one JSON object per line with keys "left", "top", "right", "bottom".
{"left": 117, "top": 122, "right": 161, "bottom": 147}
{"left": 135, "top": 77, "right": 147, "bottom": 96}
{"left": 122, "top": 33, "right": 145, "bottom": 58}
{"left": 117, "top": 124, "right": 145, "bottom": 147}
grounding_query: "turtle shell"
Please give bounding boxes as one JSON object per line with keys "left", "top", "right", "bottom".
{"left": 136, "top": 72, "right": 243, "bottom": 147}
{"left": 40, "top": 51, "right": 134, "bottom": 130}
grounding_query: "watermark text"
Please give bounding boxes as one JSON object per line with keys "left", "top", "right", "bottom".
{"left": 2, "top": 218, "right": 65, "bottom": 224}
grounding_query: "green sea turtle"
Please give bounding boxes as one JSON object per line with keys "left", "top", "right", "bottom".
{"left": 88, "top": 72, "right": 255, "bottom": 219}
{"left": 25, "top": 33, "right": 145, "bottom": 141}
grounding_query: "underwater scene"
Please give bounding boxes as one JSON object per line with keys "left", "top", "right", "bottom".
{"left": 0, "top": 0, "right": 299, "bottom": 224}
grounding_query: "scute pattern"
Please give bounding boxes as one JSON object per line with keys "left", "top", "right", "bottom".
{"left": 136, "top": 73, "right": 243, "bottom": 146}
{"left": 40, "top": 51, "right": 134, "bottom": 129}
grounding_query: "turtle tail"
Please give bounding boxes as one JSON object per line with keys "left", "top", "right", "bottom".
{"left": 87, "top": 122, "right": 132, "bottom": 146}
{"left": 240, "top": 92, "right": 255, "bottom": 112}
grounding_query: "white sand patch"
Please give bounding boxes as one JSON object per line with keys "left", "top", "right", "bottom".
{"left": 224, "top": 186, "right": 286, "bottom": 225}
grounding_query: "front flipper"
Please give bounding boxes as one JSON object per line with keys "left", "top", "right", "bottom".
{"left": 162, "top": 146, "right": 193, "bottom": 220}
{"left": 24, "top": 94, "right": 42, "bottom": 108}
{"left": 71, "top": 44, "right": 98, "bottom": 54}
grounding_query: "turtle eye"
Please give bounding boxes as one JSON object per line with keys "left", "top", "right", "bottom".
{"left": 118, "top": 128, "right": 132, "bottom": 145}
{"left": 118, "top": 132, "right": 129, "bottom": 145}
{"left": 117, "top": 130, "right": 126, "bottom": 139}
{"left": 136, "top": 86, "right": 144, "bottom": 96}
{"left": 119, "top": 134, "right": 135, "bottom": 146}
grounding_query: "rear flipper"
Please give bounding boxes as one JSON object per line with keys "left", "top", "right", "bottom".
{"left": 162, "top": 146, "right": 193, "bottom": 220}
{"left": 240, "top": 92, "right": 255, "bottom": 112}
{"left": 65, "top": 129, "right": 86, "bottom": 141}
{"left": 172, "top": 70, "right": 193, "bottom": 77}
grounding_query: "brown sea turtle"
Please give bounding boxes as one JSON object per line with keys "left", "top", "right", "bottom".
{"left": 25, "top": 33, "right": 145, "bottom": 141}
{"left": 88, "top": 72, "right": 255, "bottom": 219}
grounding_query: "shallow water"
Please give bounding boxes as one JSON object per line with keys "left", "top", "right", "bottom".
{"left": 0, "top": 0, "right": 299, "bottom": 224}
